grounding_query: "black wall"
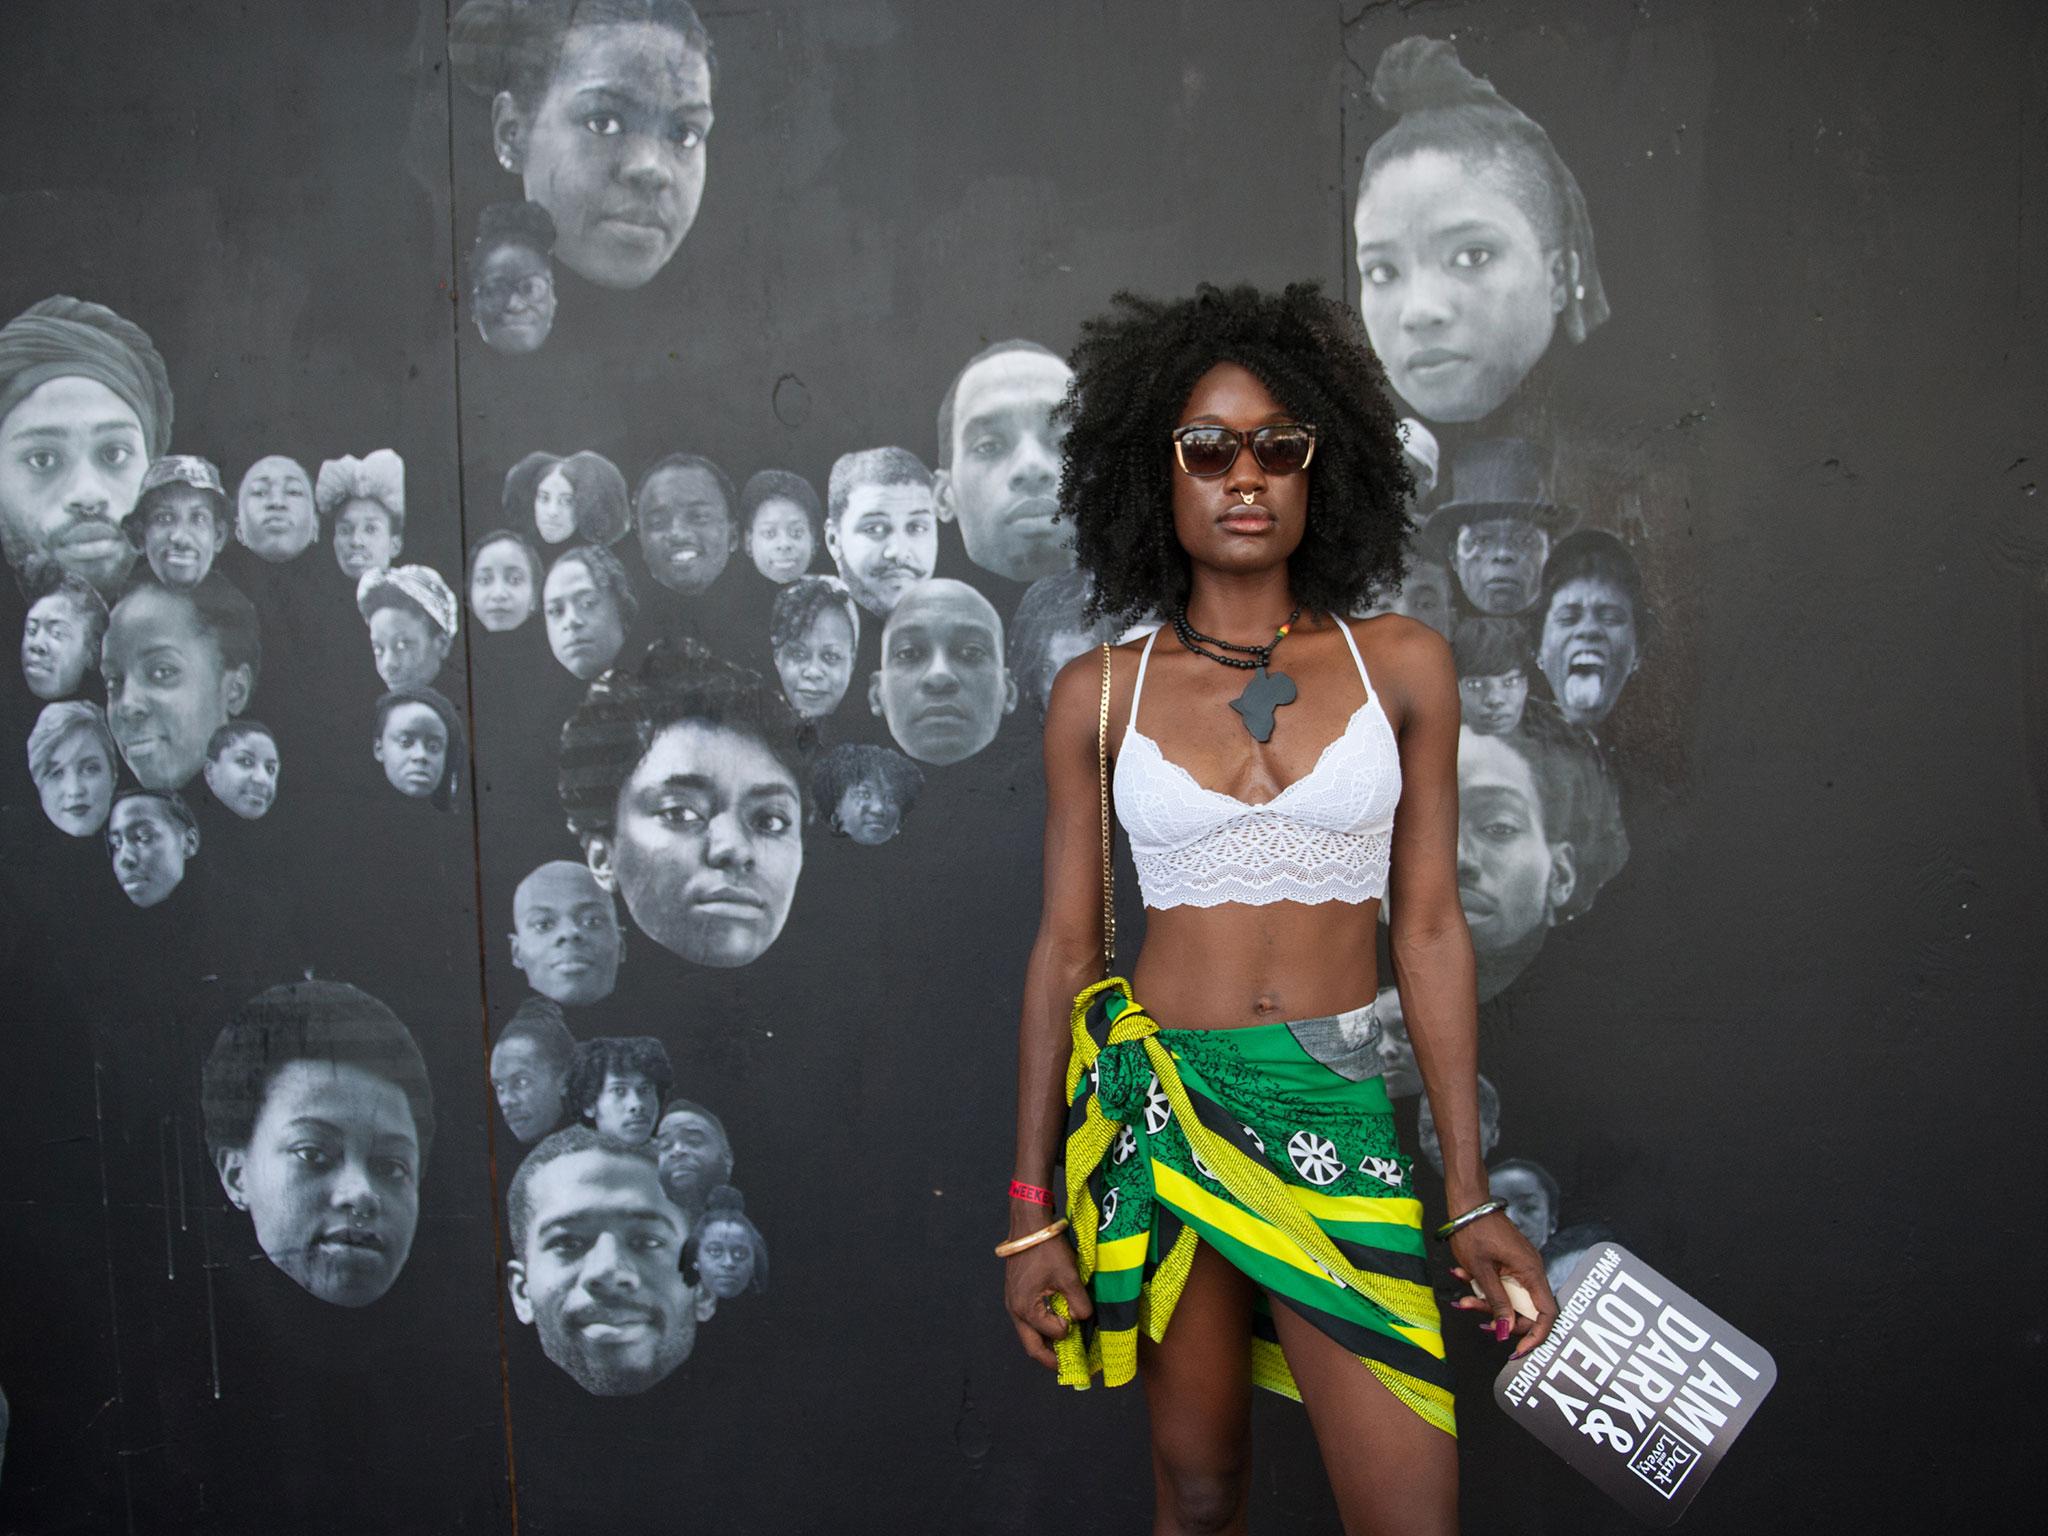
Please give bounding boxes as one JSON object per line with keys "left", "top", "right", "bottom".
{"left": 1, "top": 2, "right": 2042, "bottom": 1532}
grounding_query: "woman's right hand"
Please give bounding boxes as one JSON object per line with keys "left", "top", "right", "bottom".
{"left": 1004, "top": 1236, "right": 1093, "bottom": 1370}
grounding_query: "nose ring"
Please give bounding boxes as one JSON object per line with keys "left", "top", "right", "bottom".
{"left": 1239, "top": 491, "right": 1257, "bottom": 505}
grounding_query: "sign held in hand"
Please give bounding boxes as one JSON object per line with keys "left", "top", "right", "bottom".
{"left": 1494, "top": 1245, "right": 1775, "bottom": 1526}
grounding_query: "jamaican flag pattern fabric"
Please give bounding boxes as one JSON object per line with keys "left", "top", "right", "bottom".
{"left": 1051, "top": 977, "right": 1455, "bottom": 1437}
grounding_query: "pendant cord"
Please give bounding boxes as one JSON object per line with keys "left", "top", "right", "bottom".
{"left": 1170, "top": 603, "right": 1303, "bottom": 671}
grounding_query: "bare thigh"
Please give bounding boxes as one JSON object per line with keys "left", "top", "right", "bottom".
{"left": 1268, "top": 1297, "right": 1460, "bottom": 1536}
{"left": 1138, "top": 1239, "right": 1257, "bottom": 1536}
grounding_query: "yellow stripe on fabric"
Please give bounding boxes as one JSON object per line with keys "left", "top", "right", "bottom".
{"left": 1250, "top": 1335, "right": 1303, "bottom": 1402}
{"left": 1139, "top": 1041, "right": 1441, "bottom": 1336}
{"left": 1155, "top": 1167, "right": 1446, "bottom": 1361}
{"left": 1285, "top": 1186, "right": 1426, "bottom": 1231}
{"left": 1095, "top": 1231, "right": 1150, "bottom": 1273}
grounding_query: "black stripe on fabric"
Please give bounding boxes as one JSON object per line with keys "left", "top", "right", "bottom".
{"left": 1330, "top": 1234, "right": 1431, "bottom": 1287}
{"left": 1179, "top": 1079, "right": 1282, "bottom": 1165}
{"left": 1087, "top": 1297, "right": 1140, "bottom": 1335}
{"left": 1262, "top": 1287, "right": 1458, "bottom": 1393}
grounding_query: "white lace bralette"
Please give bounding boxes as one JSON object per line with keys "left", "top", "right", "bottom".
{"left": 1111, "top": 621, "right": 1401, "bottom": 909}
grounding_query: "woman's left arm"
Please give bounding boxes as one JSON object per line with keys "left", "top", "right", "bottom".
{"left": 1379, "top": 617, "right": 1558, "bottom": 1358}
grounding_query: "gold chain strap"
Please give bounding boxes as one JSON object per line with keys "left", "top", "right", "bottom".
{"left": 1098, "top": 641, "right": 1116, "bottom": 976}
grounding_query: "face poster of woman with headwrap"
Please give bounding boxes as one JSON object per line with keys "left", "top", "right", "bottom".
{"left": 318, "top": 451, "right": 406, "bottom": 582}
{"left": 0, "top": 296, "right": 174, "bottom": 599}
{"left": 449, "top": 0, "right": 718, "bottom": 292}
{"left": 1352, "top": 37, "right": 1608, "bottom": 427}
{"left": 468, "top": 201, "right": 558, "bottom": 353}
{"left": 357, "top": 565, "right": 459, "bottom": 692}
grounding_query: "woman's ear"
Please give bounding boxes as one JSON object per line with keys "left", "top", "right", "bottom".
{"left": 490, "top": 92, "right": 527, "bottom": 174}
{"left": 1544, "top": 841, "right": 1579, "bottom": 925}
{"left": 1549, "top": 248, "right": 1575, "bottom": 317}
{"left": 584, "top": 834, "right": 618, "bottom": 893}
{"left": 216, "top": 1146, "right": 251, "bottom": 1210}
{"left": 222, "top": 664, "right": 254, "bottom": 717}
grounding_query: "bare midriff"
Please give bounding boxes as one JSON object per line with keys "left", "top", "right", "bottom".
{"left": 1128, "top": 896, "right": 1382, "bottom": 1031}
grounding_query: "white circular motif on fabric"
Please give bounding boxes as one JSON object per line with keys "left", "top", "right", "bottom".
{"left": 1112, "top": 1125, "right": 1137, "bottom": 1166}
{"left": 1240, "top": 1123, "right": 1265, "bottom": 1154}
{"left": 1143, "top": 1076, "right": 1171, "bottom": 1135}
{"left": 1287, "top": 1130, "right": 1344, "bottom": 1186}
{"left": 1098, "top": 1187, "right": 1119, "bottom": 1230}
{"left": 1358, "top": 1154, "right": 1404, "bottom": 1187}
{"left": 1189, "top": 1144, "right": 1215, "bottom": 1181}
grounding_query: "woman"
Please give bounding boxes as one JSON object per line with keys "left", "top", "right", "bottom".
{"left": 318, "top": 450, "right": 405, "bottom": 580}
{"left": 202, "top": 981, "right": 434, "bottom": 1308}
{"left": 467, "top": 200, "right": 558, "bottom": 354}
{"left": 810, "top": 742, "right": 923, "bottom": 846}
{"left": 1004, "top": 284, "right": 1556, "bottom": 1534}
{"left": 505, "top": 450, "right": 631, "bottom": 548}
{"left": 1534, "top": 529, "right": 1648, "bottom": 731}
{"left": 558, "top": 639, "right": 811, "bottom": 969}
{"left": 1353, "top": 36, "right": 1607, "bottom": 427}
{"left": 26, "top": 700, "right": 118, "bottom": 837}
{"left": 768, "top": 574, "right": 857, "bottom": 720}
{"left": 467, "top": 528, "right": 544, "bottom": 632}
{"left": 686, "top": 1185, "right": 768, "bottom": 1300}
{"left": 373, "top": 685, "right": 466, "bottom": 812}
{"left": 543, "top": 543, "right": 636, "bottom": 681}
{"left": 741, "top": 469, "right": 820, "bottom": 584}
{"left": 450, "top": 0, "right": 718, "bottom": 292}
{"left": 357, "top": 564, "right": 458, "bottom": 691}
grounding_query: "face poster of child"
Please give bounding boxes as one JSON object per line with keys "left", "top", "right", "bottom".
{"left": 202, "top": 982, "right": 435, "bottom": 1308}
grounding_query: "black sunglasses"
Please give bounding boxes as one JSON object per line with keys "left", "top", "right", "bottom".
{"left": 1171, "top": 422, "right": 1318, "bottom": 478}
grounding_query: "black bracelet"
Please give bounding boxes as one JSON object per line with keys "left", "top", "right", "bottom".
{"left": 1434, "top": 1198, "right": 1508, "bottom": 1241}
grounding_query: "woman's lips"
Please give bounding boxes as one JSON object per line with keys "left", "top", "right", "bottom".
{"left": 693, "top": 886, "right": 768, "bottom": 919}
{"left": 1406, "top": 348, "right": 1468, "bottom": 375}
{"left": 1219, "top": 510, "right": 1275, "bottom": 535}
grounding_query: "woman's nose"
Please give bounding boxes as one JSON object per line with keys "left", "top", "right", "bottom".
{"left": 1399, "top": 269, "right": 1455, "bottom": 331}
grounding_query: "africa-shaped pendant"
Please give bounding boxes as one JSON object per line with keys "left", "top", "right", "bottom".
{"left": 1229, "top": 665, "right": 1298, "bottom": 742}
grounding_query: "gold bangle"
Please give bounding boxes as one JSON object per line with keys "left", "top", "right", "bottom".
{"left": 994, "top": 1219, "right": 1069, "bottom": 1258}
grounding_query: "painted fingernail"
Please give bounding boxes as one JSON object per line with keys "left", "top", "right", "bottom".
{"left": 1494, "top": 1317, "right": 1512, "bottom": 1342}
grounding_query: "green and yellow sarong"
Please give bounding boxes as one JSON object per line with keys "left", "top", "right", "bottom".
{"left": 1053, "top": 977, "right": 1455, "bottom": 1437}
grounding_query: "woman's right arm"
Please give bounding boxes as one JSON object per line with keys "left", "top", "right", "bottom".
{"left": 1002, "top": 646, "right": 1114, "bottom": 1368}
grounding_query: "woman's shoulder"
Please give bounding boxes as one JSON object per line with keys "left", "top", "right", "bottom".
{"left": 1342, "top": 611, "right": 1453, "bottom": 706}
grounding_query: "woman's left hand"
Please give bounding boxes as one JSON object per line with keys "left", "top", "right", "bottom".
{"left": 1447, "top": 1213, "right": 1558, "bottom": 1360}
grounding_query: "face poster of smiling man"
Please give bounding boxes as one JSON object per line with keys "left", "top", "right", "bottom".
{"left": 823, "top": 447, "right": 937, "bottom": 619}
{"left": 202, "top": 982, "right": 435, "bottom": 1309}
{"left": 869, "top": 578, "right": 1017, "bottom": 766}
{"left": 505, "top": 1127, "right": 715, "bottom": 1396}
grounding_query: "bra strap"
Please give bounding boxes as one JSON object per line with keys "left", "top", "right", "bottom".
{"left": 1334, "top": 616, "right": 1372, "bottom": 699}
{"left": 1125, "top": 626, "right": 1160, "bottom": 741}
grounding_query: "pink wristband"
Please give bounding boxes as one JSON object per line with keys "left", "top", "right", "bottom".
{"left": 1008, "top": 1180, "right": 1053, "bottom": 1207}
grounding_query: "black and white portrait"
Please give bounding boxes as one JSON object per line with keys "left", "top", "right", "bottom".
{"left": 811, "top": 743, "right": 923, "bottom": 846}
{"left": 1488, "top": 1157, "right": 1561, "bottom": 1253}
{"left": 27, "top": 700, "right": 117, "bottom": 838}
{"left": 467, "top": 528, "right": 544, "bottom": 633}
{"left": 633, "top": 453, "right": 736, "bottom": 597}
{"left": 0, "top": 296, "right": 171, "bottom": 600}
{"left": 504, "top": 1128, "right": 713, "bottom": 1397}
{"left": 1368, "top": 983, "right": 1423, "bottom": 1098}
{"left": 504, "top": 450, "right": 632, "bottom": 551}
{"left": 869, "top": 577, "right": 1016, "bottom": 766}
{"left": 560, "top": 641, "right": 812, "bottom": 969}
{"left": 20, "top": 568, "right": 106, "bottom": 700}
{"left": 102, "top": 571, "right": 260, "bottom": 791}
{"left": 374, "top": 686, "right": 465, "bottom": 810}
{"left": 202, "top": 982, "right": 434, "bottom": 1309}
{"left": 1418, "top": 438, "right": 1576, "bottom": 619}
{"left": 933, "top": 340, "right": 1075, "bottom": 584}
{"left": 769, "top": 574, "right": 858, "bottom": 721}
{"left": 1008, "top": 567, "right": 1115, "bottom": 718}
{"left": 1418, "top": 1071, "right": 1500, "bottom": 1177}
{"left": 318, "top": 450, "right": 406, "bottom": 582}
{"left": 234, "top": 454, "right": 319, "bottom": 564}
{"left": 1456, "top": 709, "right": 1627, "bottom": 1000}
{"left": 511, "top": 859, "right": 624, "bottom": 1007}
{"left": 491, "top": 996, "right": 578, "bottom": 1146}
{"left": 686, "top": 1185, "right": 766, "bottom": 1301}
{"left": 566, "top": 1036, "right": 675, "bottom": 1146}
{"left": 740, "top": 469, "right": 820, "bottom": 585}
{"left": 108, "top": 788, "right": 199, "bottom": 907}
{"left": 544, "top": 543, "right": 636, "bottom": 680}
{"left": 126, "top": 455, "right": 229, "bottom": 590}
{"left": 1535, "top": 529, "right": 1646, "bottom": 731}
{"left": 357, "top": 564, "right": 458, "bottom": 692}
{"left": 451, "top": 0, "right": 717, "bottom": 293}
{"left": 1359, "top": 551, "right": 1454, "bottom": 641}
{"left": 1453, "top": 616, "right": 1535, "bottom": 737}
{"left": 824, "top": 447, "right": 937, "bottom": 618}
{"left": 1353, "top": 36, "right": 1607, "bottom": 426}
{"left": 652, "top": 1097, "right": 731, "bottom": 1223}
{"left": 202, "top": 719, "right": 280, "bottom": 821}
{"left": 468, "top": 200, "right": 559, "bottom": 354}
